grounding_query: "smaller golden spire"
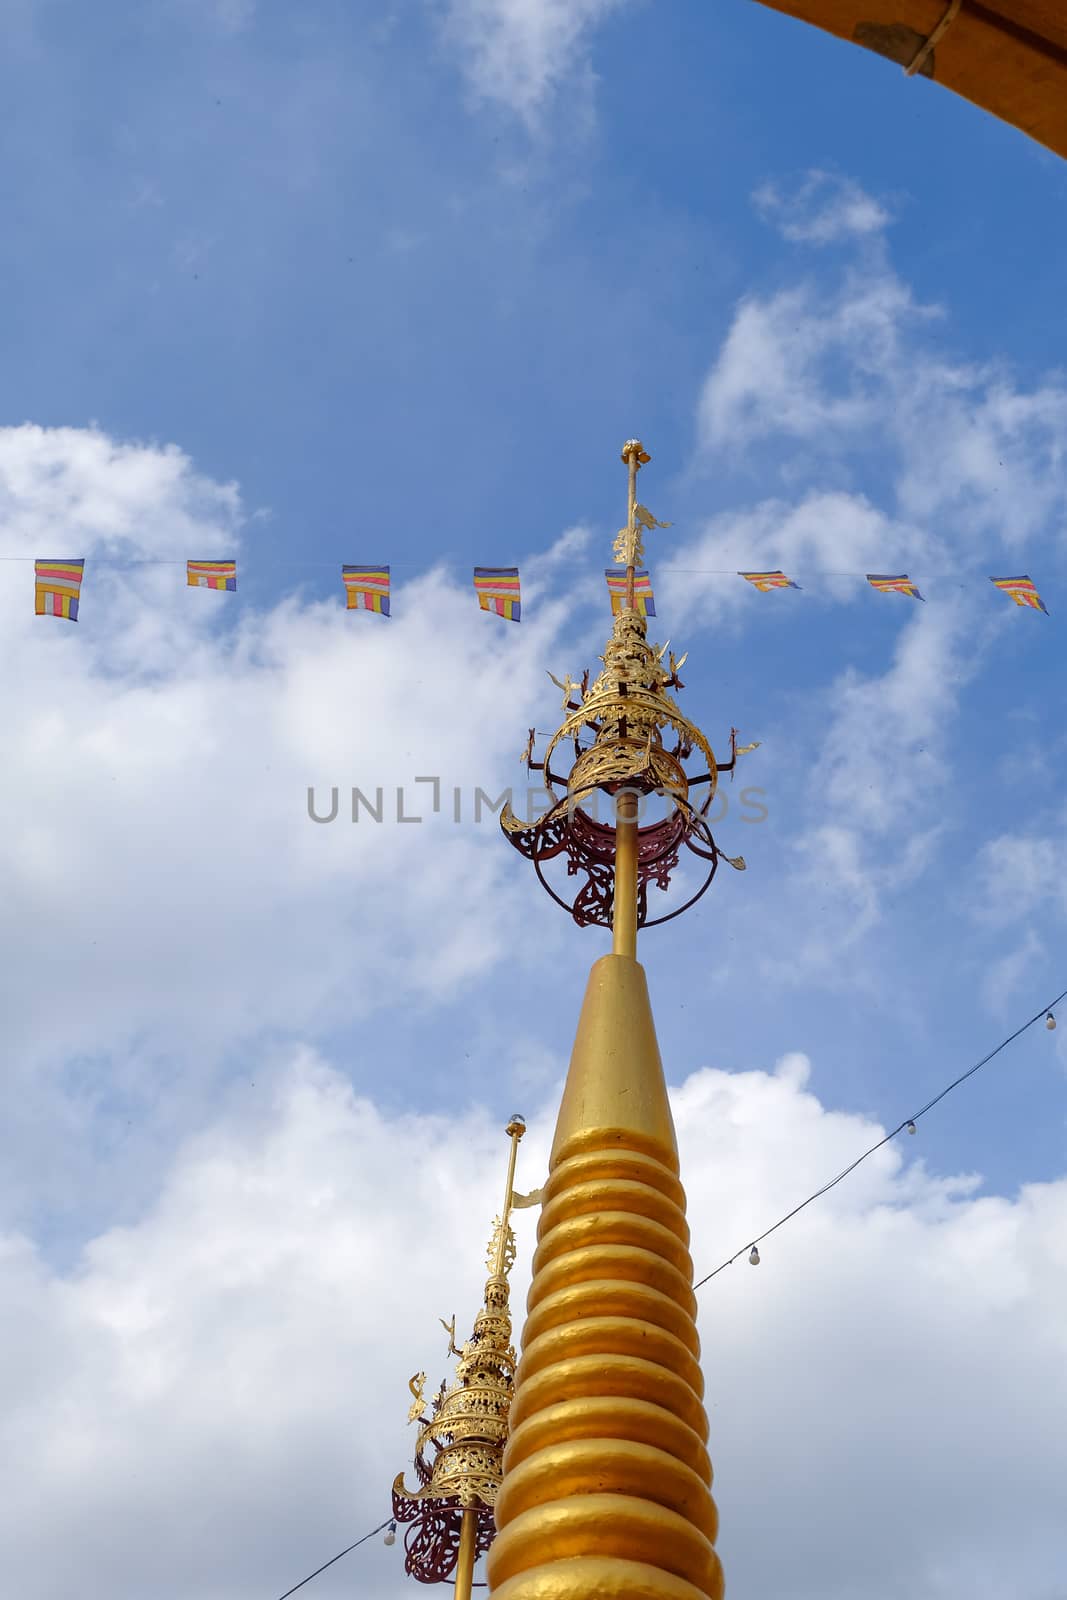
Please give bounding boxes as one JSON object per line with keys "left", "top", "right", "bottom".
{"left": 392, "top": 1116, "right": 527, "bottom": 1598}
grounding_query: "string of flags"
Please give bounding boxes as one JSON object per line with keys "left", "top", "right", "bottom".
{"left": 27, "top": 559, "right": 1053, "bottom": 622}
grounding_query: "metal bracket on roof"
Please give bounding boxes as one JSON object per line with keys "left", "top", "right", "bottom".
{"left": 904, "top": 0, "right": 963, "bottom": 77}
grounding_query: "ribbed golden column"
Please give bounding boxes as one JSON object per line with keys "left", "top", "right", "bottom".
{"left": 487, "top": 953, "right": 723, "bottom": 1600}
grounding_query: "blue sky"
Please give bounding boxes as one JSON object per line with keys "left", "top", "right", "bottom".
{"left": 1, "top": 3, "right": 1066, "bottom": 1598}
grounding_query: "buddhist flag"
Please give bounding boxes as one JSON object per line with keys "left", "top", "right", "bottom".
{"left": 605, "top": 569, "right": 656, "bottom": 617}
{"left": 867, "top": 573, "right": 925, "bottom": 601}
{"left": 343, "top": 564, "right": 390, "bottom": 615}
{"left": 739, "top": 570, "right": 801, "bottom": 592}
{"left": 474, "top": 567, "right": 521, "bottom": 621}
{"left": 35, "top": 559, "right": 85, "bottom": 621}
{"left": 187, "top": 560, "right": 237, "bottom": 592}
{"left": 990, "top": 575, "right": 1048, "bottom": 614}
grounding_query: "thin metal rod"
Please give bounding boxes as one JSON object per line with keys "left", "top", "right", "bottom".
{"left": 612, "top": 790, "right": 639, "bottom": 957}
{"left": 490, "top": 1119, "right": 525, "bottom": 1278}
{"left": 453, "top": 1507, "right": 478, "bottom": 1600}
{"left": 625, "top": 449, "right": 638, "bottom": 610}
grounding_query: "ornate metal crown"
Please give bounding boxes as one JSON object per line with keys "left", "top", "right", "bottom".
{"left": 501, "top": 442, "right": 757, "bottom": 929}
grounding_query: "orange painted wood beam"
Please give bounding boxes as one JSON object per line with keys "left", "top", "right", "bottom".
{"left": 749, "top": 1, "right": 1067, "bottom": 159}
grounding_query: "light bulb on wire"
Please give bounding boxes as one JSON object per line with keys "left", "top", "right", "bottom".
{"left": 1046, "top": 1012, "right": 1056, "bottom": 1031}
{"left": 748, "top": 1245, "right": 760, "bottom": 1266}
{"left": 384, "top": 1521, "right": 397, "bottom": 1548}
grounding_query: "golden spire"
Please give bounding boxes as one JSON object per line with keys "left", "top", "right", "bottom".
{"left": 501, "top": 440, "right": 753, "bottom": 931}
{"left": 392, "top": 1116, "right": 527, "bottom": 1599}
{"left": 490, "top": 445, "right": 757, "bottom": 1600}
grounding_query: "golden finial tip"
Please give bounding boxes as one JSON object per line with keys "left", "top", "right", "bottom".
{"left": 506, "top": 1114, "right": 527, "bottom": 1139}
{"left": 621, "top": 438, "right": 650, "bottom": 465}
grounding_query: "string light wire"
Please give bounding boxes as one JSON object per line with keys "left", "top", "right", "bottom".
{"left": 272, "top": 1518, "right": 393, "bottom": 1600}
{"left": 692, "top": 984, "right": 1067, "bottom": 1289}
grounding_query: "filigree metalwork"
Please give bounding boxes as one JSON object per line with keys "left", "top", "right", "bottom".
{"left": 485, "top": 1217, "right": 516, "bottom": 1276}
{"left": 407, "top": 1372, "right": 428, "bottom": 1423}
{"left": 614, "top": 501, "right": 672, "bottom": 568}
{"left": 502, "top": 451, "right": 758, "bottom": 929}
{"left": 392, "top": 1496, "right": 496, "bottom": 1585}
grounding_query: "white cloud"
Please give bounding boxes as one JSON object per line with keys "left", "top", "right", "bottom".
{"left": 696, "top": 269, "right": 930, "bottom": 454}
{"left": 896, "top": 376, "right": 1067, "bottom": 544}
{"left": 1, "top": 1043, "right": 1064, "bottom": 1597}
{"left": 213, "top": 0, "right": 254, "bottom": 27}
{"left": 774, "top": 603, "right": 969, "bottom": 966}
{"left": 754, "top": 169, "right": 893, "bottom": 244}
{"left": 666, "top": 202, "right": 1067, "bottom": 979}
{"left": 0, "top": 423, "right": 577, "bottom": 1227}
{"left": 974, "top": 826, "right": 1067, "bottom": 924}
{"left": 442, "top": 0, "right": 631, "bottom": 122}
{"left": 817, "top": 604, "right": 964, "bottom": 833}
{"left": 693, "top": 237, "right": 1067, "bottom": 547}
{"left": 168, "top": 0, "right": 256, "bottom": 33}
{"left": 983, "top": 928, "right": 1046, "bottom": 1013}
{"left": 0, "top": 424, "right": 240, "bottom": 554}
{"left": 660, "top": 489, "right": 940, "bottom": 627}
{"left": 758, "top": 608, "right": 959, "bottom": 960}
{"left": 666, "top": 590, "right": 968, "bottom": 981}
{"left": 518, "top": 519, "right": 592, "bottom": 595}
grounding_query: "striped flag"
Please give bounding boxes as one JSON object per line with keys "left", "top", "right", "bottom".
{"left": 187, "top": 560, "right": 237, "bottom": 592}
{"left": 35, "top": 559, "right": 85, "bottom": 621}
{"left": 343, "top": 565, "right": 390, "bottom": 615}
{"left": 990, "top": 575, "right": 1048, "bottom": 614}
{"left": 739, "top": 570, "right": 801, "bottom": 592}
{"left": 605, "top": 569, "right": 656, "bottom": 617}
{"left": 867, "top": 573, "right": 925, "bottom": 601}
{"left": 474, "top": 567, "right": 521, "bottom": 622}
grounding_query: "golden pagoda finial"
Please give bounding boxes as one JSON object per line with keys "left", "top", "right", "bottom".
{"left": 489, "top": 444, "right": 754, "bottom": 1600}
{"left": 392, "top": 1116, "right": 528, "bottom": 1598}
{"left": 500, "top": 443, "right": 755, "bottom": 934}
